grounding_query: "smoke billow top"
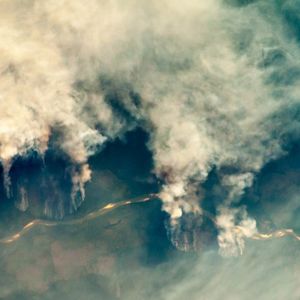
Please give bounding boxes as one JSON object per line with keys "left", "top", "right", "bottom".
{"left": 1, "top": 0, "right": 300, "bottom": 256}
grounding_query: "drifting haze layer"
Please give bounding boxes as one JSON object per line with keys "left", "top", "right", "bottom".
{"left": 1, "top": 0, "right": 300, "bottom": 256}
{"left": 1, "top": 132, "right": 299, "bottom": 299}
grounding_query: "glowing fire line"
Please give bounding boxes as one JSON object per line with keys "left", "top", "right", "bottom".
{"left": 0, "top": 194, "right": 157, "bottom": 244}
{"left": 0, "top": 193, "right": 299, "bottom": 245}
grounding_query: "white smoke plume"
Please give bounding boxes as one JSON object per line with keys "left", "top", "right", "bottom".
{"left": 1, "top": 0, "right": 300, "bottom": 254}
{"left": 216, "top": 207, "right": 257, "bottom": 257}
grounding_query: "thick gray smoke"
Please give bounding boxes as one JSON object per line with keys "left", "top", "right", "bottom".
{"left": 1, "top": 0, "right": 300, "bottom": 255}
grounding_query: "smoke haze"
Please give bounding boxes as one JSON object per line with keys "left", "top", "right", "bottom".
{"left": 1, "top": 0, "right": 300, "bottom": 259}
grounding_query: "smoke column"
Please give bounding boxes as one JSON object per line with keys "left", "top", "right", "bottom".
{"left": 1, "top": 0, "right": 300, "bottom": 255}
